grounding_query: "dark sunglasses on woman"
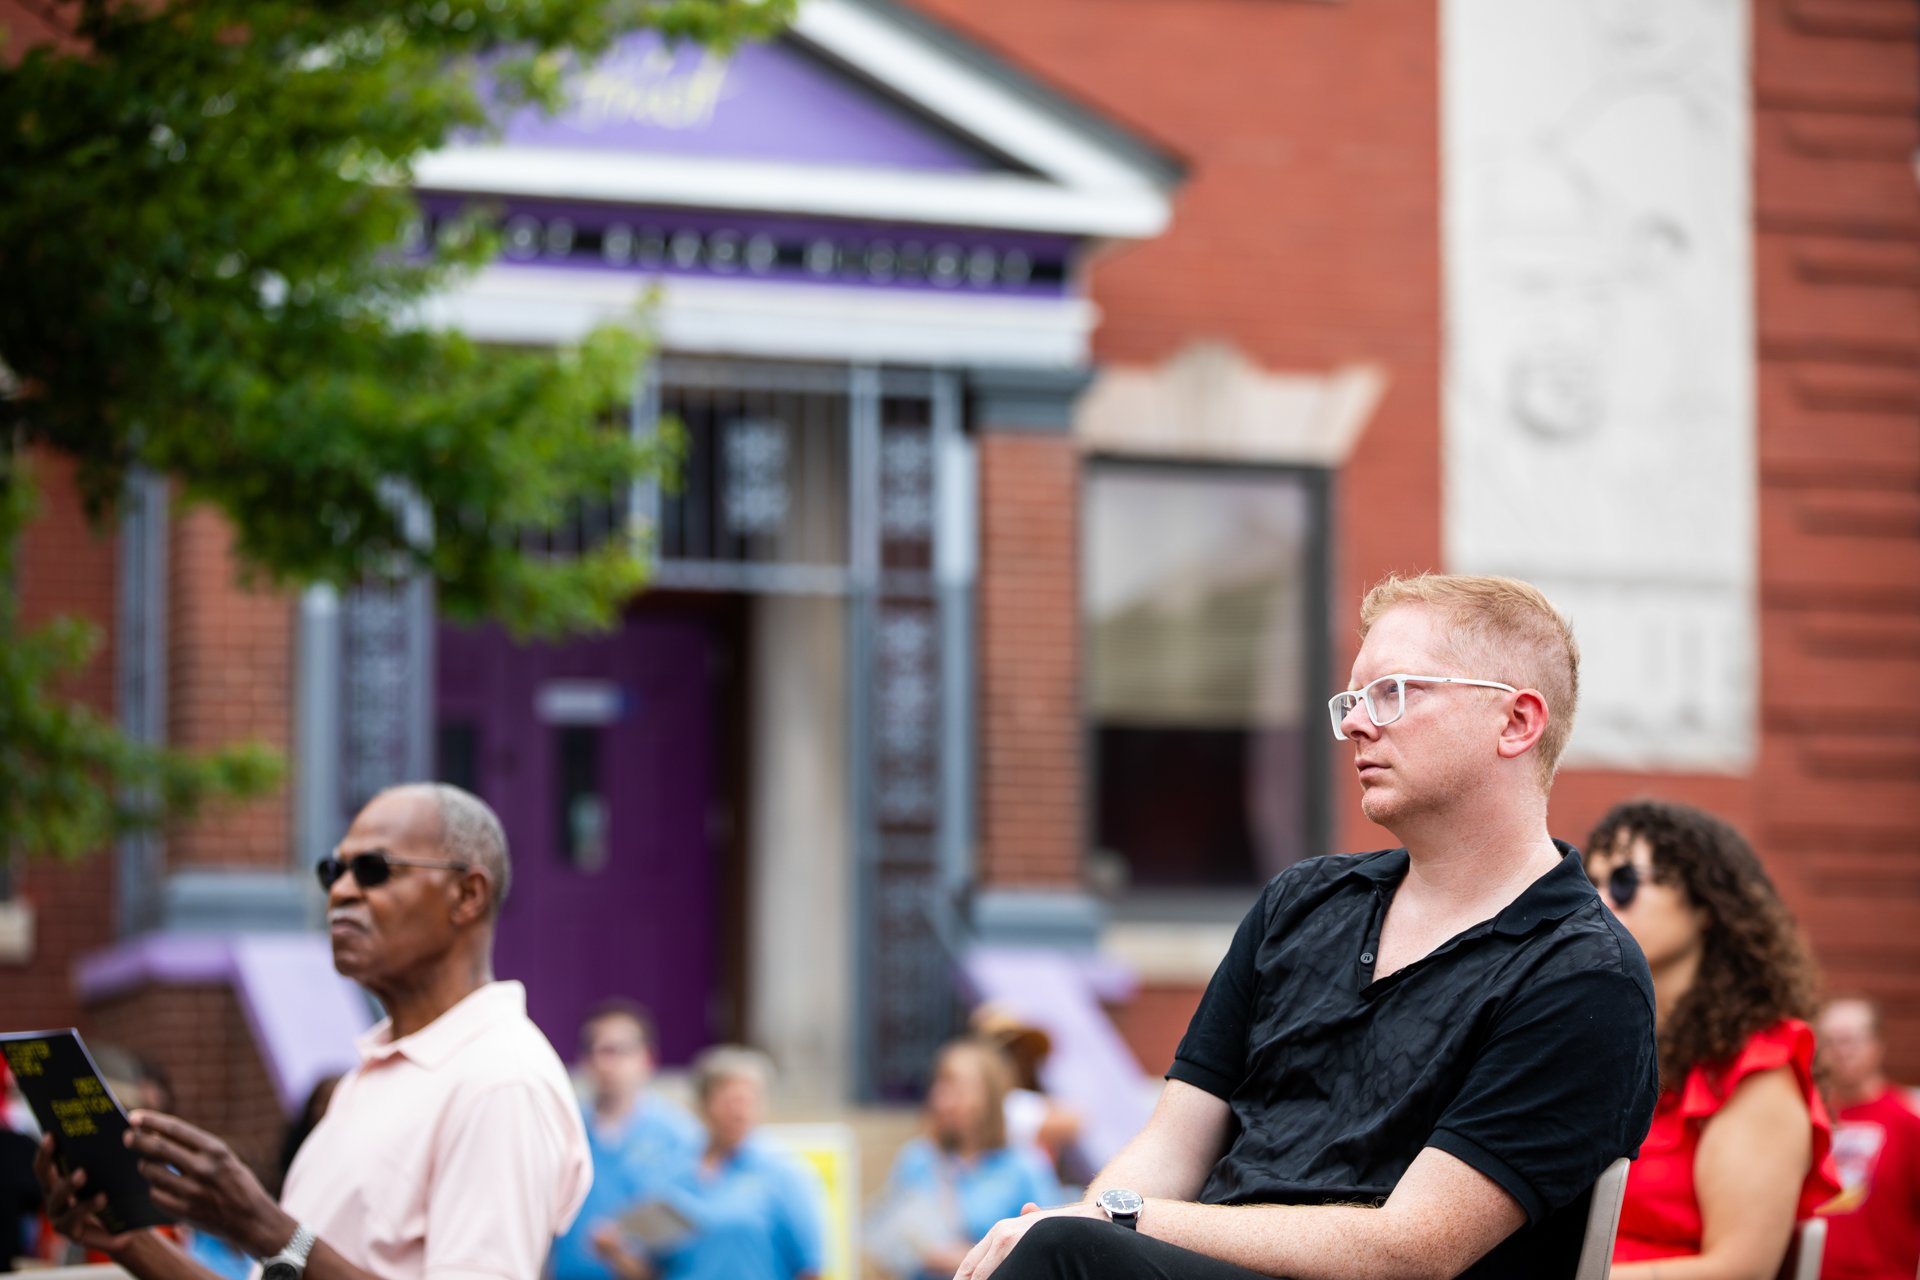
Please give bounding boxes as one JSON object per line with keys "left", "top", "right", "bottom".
{"left": 1603, "top": 862, "right": 1642, "bottom": 910}
{"left": 315, "top": 849, "right": 469, "bottom": 891}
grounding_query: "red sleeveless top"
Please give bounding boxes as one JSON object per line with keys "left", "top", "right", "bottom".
{"left": 1615, "top": 1018, "right": 1841, "bottom": 1262}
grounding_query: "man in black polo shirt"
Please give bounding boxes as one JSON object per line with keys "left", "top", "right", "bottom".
{"left": 957, "top": 573, "right": 1659, "bottom": 1280}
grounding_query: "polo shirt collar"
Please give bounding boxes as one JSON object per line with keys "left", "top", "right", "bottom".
{"left": 1342, "top": 848, "right": 1411, "bottom": 884}
{"left": 1491, "top": 842, "right": 1593, "bottom": 936}
{"left": 356, "top": 979, "right": 526, "bottom": 1070}
{"left": 1337, "top": 841, "right": 1592, "bottom": 937}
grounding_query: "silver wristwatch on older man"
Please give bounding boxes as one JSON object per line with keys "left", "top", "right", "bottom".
{"left": 260, "top": 1223, "right": 317, "bottom": 1280}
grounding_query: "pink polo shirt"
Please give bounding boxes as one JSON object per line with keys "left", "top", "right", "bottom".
{"left": 278, "top": 981, "right": 592, "bottom": 1280}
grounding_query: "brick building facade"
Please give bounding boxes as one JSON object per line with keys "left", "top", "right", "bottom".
{"left": 915, "top": 0, "right": 1920, "bottom": 1082}
{"left": 2, "top": 1, "right": 1916, "bottom": 1167}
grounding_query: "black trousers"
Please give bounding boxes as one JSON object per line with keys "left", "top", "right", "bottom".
{"left": 994, "top": 1216, "right": 1280, "bottom": 1280}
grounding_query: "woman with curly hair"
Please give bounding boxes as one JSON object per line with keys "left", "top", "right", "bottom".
{"left": 1584, "top": 799, "right": 1840, "bottom": 1278}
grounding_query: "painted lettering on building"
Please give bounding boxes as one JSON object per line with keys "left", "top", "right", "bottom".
{"left": 575, "top": 47, "right": 734, "bottom": 131}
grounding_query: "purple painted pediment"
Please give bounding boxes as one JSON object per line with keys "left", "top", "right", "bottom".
{"left": 494, "top": 33, "right": 1000, "bottom": 174}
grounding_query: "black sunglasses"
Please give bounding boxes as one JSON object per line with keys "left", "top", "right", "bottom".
{"left": 316, "top": 849, "right": 470, "bottom": 891}
{"left": 1604, "top": 863, "right": 1642, "bottom": 910}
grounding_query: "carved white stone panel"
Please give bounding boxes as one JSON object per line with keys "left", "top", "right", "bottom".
{"left": 1443, "top": 0, "right": 1755, "bottom": 770}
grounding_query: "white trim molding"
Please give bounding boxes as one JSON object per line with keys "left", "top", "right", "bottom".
{"left": 420, "top": 265, "right": 1099, "bottom": 367}
{"left": 412, "top": 150, "right": 1170, "bottom": 238}
{"left": 791, "top": 0, "right": 1156, "bottom": 192}
{"left": 1076, "top": 341, "right": 1389, "bottom": 467}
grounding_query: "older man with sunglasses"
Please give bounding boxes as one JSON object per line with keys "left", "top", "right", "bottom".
{"left": 959, "top": 574, "right": 1660, "bottom": 1280}
{"left": 35, "top": 783, "right": 592, "bottom": 1280}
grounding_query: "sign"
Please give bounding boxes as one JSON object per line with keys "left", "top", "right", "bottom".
{"left": 536, "top": 680, "right": 629, "bottom": 726}
{"left": 760, "top": 1122, "right": 859, "bottom": 1280}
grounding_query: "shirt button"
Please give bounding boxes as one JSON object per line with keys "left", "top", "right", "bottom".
{"left": 1360, "top": 952, "right": 1375, "bottom": 964}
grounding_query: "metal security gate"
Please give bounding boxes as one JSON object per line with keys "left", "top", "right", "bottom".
{"left": 639, "top": 358, "right": 975, "bottom": 1101}
{"left": 306, "top": 356, "right": 974, "bottom": 1098}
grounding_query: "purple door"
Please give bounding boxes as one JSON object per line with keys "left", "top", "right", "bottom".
{"left": 436, "top": 612, "right": 719, "bottom": 1064}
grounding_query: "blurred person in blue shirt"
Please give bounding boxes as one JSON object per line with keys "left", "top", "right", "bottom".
{"left": 552, "top": 1001, "right": 703, "bottom": 1280}
{"left": 594, "top": 1045, "right": 825, "bottom": 1280}
{"left": 867, "top": 1037, "right": 1061, "bottom": 1280}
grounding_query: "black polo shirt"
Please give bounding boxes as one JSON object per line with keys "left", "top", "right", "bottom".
{"left": 1169, "top": 843, "right": 1658, "bottom": 1278}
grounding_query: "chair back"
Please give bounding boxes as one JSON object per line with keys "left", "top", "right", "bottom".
{"left": 1568, "top": 1173, "right": 1825, "bottom": 1280}
{"left": 1572, "top": 1157, "right": 1632, "bottom": 1280}
{"left": 1777, "top": 1217, "right": 1826, "bottom": 1280}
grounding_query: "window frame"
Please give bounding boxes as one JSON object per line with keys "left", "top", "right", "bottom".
{"left": 1080, "top": 454, "right": 1334, "bottom": 922}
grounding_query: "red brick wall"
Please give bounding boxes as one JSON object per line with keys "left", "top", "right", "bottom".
{"left": 976, "top": 432, "right": 1082, "bottom": 887}
{"left": 1746, "top": 0, "right": 1920, "bottom": 1076}
{"left": 84, "top": 984, "right": 286, "bottom": 1179}
{"left": 911, "top": 0, "right": 1446, "bottom": 865}
{"left": 166, "top": 506, "right": 294, "bottom": 870}
{"left": 906, "top": 0, "right": 1445, "bottom": 743}
{"left": 3, "top": 452, "right": 120, "bottom": 1034}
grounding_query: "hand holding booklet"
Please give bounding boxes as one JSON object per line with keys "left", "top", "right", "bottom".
{"left": 615, "top": 1197, "right": 695, "bottom": 1252}
{"left": 0, "top": 1027, "right": 172, "bottom": 1234}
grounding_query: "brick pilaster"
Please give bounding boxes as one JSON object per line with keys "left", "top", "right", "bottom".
{"left": 976, "top": 429, "right": 1084, "bottom": 889}
{"left": 166, "top": 506, "right": 294, "bottom": 870}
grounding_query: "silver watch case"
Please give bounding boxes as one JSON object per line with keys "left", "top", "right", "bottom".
{"left": 260, "top": 1223, "right": 317, "bottom": 1280}
{"left": 1097, "top": 1187, "right": 1144, "bottom": 1229}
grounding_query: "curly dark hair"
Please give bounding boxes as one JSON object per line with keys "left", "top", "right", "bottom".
{"left": 1586, "top": 799, "right": 1820, "bottom": 1094}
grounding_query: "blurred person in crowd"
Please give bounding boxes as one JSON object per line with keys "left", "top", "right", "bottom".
{"left": 1585, "top": 799, "right": 1840, "bottom": 1276}
{"left": 136, "top": 1056, "right": 175, "bottom": 1115}
{"left": 960, "top": 573, "right": 1658, "bottom": 1280}
{"left": 970, "top": 1008, "right": 1083, "bottom": 1180}
{"left": 1, "top": 1057, "right": 39, "bottom": 1271}
{"left": 594, "top": 1045, "right": 825, "bottom": 1280}
{"left": 868, "top": 1036, "right": 1059, "bottom": 1280}
{"left": 37, "top": 782, "right": 591, "bottom": 1280}
{"left": 1817, "top": 997, "right": 1920, "bottom": 1279}
{"left": 86, "top": 1049, "right": 178, "bottom": 1116}
{"left": 87, "top": 1044, "right": 167, "bottom": 1113}
{"left": 552, "top": 1001, "right": 703, "bottom": 1280}
{"left": 275, "top": 1074, "right": 343, "bottom": 1201}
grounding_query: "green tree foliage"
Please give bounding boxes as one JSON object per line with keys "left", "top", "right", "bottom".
{"left": 0, "top": 452, "right": 282, "bottom": 860}
{"left": 0, "top": 0, "right": 792, "bottom": 860}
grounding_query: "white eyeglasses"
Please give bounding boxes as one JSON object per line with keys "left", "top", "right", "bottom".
{"left": 1327, "top": 673, "right": 1519, "bottom": 740}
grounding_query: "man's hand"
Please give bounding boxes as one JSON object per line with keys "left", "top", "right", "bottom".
{"left": 124, "top": 1110, "right": 295, "bottom": 1258}
{"left": 33, "top": 1133, "right": 144, "bottom": 1256}
{"left": 953, "top": 1201, "right": 1103, "bottom": 1280}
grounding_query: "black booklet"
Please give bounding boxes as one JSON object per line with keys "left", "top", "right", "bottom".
{"left": 0, "top": 1028, "right": 171, "bottom": 1233}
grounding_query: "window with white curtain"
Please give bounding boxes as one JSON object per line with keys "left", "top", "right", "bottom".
{"left": 1084, "top": 461, "right": 1329, "bottom": 901}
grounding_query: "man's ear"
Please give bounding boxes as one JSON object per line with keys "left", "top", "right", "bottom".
{"left": 1494, "top": 689, "right": 1549, "bottom": 762}
{"left": 449, "top": 867, "right": 493, "bottom": 927}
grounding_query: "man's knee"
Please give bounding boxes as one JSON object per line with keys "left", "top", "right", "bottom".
{"left": 999, "top": 1215, "right": 1130, "bottom": 1279}
{"left": 1024, "top": 1214, "right": 1113, "bottom": 1254}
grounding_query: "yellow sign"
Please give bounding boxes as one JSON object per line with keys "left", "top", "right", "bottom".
{"left": 761, "top": 1122, "right": 859, "bottom": 1280}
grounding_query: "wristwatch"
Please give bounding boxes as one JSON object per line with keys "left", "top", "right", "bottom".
{"left": 260, "top": 1223, "right": 318, "bottom": 1280}
{"left": 1097, "top": 1187, "right": 1144, "bottom": 1231}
